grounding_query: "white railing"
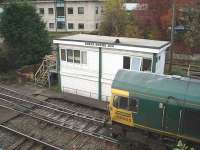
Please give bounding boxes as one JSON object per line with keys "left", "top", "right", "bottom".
{"left": 62, "top": 86, "right": 110, "bottom": 101}
{"left": 187, "top": 64, "right": 200, "bottom": 79}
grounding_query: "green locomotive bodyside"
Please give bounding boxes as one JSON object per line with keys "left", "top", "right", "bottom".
{"left": 110, "top": 70, "right": 200, "bottom": 143}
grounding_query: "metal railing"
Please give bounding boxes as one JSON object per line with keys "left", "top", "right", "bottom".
{"left": 187, "top": 64, "right": 200, "bottom": 79}
{"left": 62, "top": 86, "right": 110, "bottom": 101}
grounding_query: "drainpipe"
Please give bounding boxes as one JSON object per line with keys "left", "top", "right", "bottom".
{"left": 56, "top": 44, "right": 61, "bottom": 92}
{"left": 152, "top": 53, "right": 157, "bottom": 73}
{"left": 98, "top": 47, "right": 102, "bottom": 101}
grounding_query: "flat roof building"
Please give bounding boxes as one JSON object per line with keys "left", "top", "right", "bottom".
{"left": 53, "top": 34, "right": 170, "bottom": 101}
{"left": 1, "top": 0, "right": 104, "bottom": 32}
{"left": 32, "top": 0, "right": 104, "bottom": 32}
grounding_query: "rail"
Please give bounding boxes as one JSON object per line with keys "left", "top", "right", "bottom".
{"left": 0, "top": 98, "right": 119, "bottom": 144}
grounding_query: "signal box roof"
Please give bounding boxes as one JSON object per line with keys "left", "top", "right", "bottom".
{"left": 54, "top": 34, "right": 170, "bottom": 53}
{"left": 112, "top": 70, "right": 200, "bottom": 110}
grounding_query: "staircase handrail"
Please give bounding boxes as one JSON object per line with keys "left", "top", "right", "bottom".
{"left": 34, "top": 61, "right": 45, "bottom": 82}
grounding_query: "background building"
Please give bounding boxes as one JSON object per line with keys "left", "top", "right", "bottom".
{"left": 53, "top": 34, "right": 170, "bottom": 101}
{"left": 32, "top": 0, "right": 104, "bottom": 32}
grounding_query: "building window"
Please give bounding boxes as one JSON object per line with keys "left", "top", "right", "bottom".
{"left": 49, "top": 23, "right": 54, "bottom": 29}
{"left": 78, "top": 23, "right": 84, "bottom": 29}
{"left": 57, "top": 21, "right": 65, "bottom": 29}
{"left": 67, "top": 49, "right": 73, "bottom": 63}
{"left": 39, "top": 8, "right": 44, "bottom": 15}
{"left": 48, "top": 8, "right": 54, "bottom": 14}
{"left": 123, "top": 56, "right": 130, "bottom": 69}
{"left": 68, "top": 7, "right": 73, "bottom": 14}
{"left": 57, "top": 7, "right": 64, "bottom": 17}
{"left": 74, "top": 50, "right": 80, "bottom": 64}
{"left": 68, "top": 23, "right": 74, "bottom": 29}
{"left": 66, "top": 49, "right": 87, "bottom": 64}
{"left": 78, "top": 7, "right": 84, "bottom": 14}
{"left": 61, "top": 49, "right": 66, "bottom": 61}
{"left": 142, "top": 58, "right": 152, "bottom": 71}
{"left": 96, "top": 23, "right": 99, "bottom": 29}
{"left": 96, "top": 7, "right": 98, "bottom": 14}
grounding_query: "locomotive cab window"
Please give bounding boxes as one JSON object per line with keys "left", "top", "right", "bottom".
{"left": 129, "top": 97, "right": 139, "bottom": 113}
{"left": 113, "top": 96, "right": 129, "bottom": 110}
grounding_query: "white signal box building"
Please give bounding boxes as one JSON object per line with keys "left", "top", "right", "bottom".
{"left": 53, "top": 34, "right": 170, "bottom": 101}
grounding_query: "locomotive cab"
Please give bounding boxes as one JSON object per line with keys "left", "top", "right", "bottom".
{"left": 109, "top": 88, "right": 138, "bottom": 127}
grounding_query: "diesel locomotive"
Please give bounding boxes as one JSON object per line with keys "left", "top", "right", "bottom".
{"left": 108, "top": 70, "right": 200, "bottom": 145}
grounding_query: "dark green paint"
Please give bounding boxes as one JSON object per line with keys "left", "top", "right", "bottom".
{"left": 112, "top": 70, "right": 200, "bottom": 142}
{"left": 152, "top": 53, "right": 157, "bottom": 73}
{"left": 112, "top": 70, "right": 200, "bottom": 110}
{"left": 56, "top": 44, "right": 61, "bottom": 92}
{"left": 98, "top": 47, "right": 102, "bottom": 100}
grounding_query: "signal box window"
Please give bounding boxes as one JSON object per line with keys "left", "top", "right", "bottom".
{"left": 96, "top": 7, "right": 99, "bottom": 14}
{"left": 81, "top": 51, "right": 87, "bottom": 64}
{"left": 123, "top": 56, "right": 130, "bottom": 69}
{"left": 61, "top": 49, "right": 66, "bottom": 61}
{"left": 129, "top": 98, "right": 139, "bottom": 113}
{"left": 142, "top": 58, "right": 152, "bottom": 71}
{"left": 74, "top": 50, "right": 80, "bottom": 64}
{"left": 67, "top": 49, "right": 73, "bottom": 62}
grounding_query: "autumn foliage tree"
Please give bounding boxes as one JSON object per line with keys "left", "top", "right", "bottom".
{"left": 184, "top": 2, "right": 200, "bottom": 53}
{"left": 135, "top": 0, "right": 191, "bottom": 40}
{"left": 99, "top": 0, "right": 143, "bottom": 38}
{"left": 99, "top": 0, "right": 128, "bottom": 36}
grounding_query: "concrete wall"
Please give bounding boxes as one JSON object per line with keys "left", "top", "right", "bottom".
{"left": 33, "top": 2, "right": 56, "bottom": 32}
{"left": 65, "top": 1, "right": 102, "bottom": 31}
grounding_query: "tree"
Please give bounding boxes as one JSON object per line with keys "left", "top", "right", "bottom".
{"left": 0, "top": 1, "right": 50, "bottom": 71}
{"left": 99, "top": 0, "right": 128, "bottom": 36}
{"left": 135, "top": 0, "right": 191, "bottom": 40}
{"left": 184, "top": 2, "right": 200, "bottom": 53}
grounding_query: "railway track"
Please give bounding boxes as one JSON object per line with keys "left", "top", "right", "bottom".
{"left": 0, "top": 122, "right": 61, "bottom": 150}
{"left": 0, "top": 86, "right": 119, "bottom": 149}
{"left": 0, "top": 104, "right": 119, "bottom": 150}
{"left": 0, "top": 86, "right": 106, "bottom": 123}
{"left": 0, "top": 85, "right": 183, "bottom": 150}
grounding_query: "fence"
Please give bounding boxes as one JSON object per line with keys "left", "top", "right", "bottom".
{"left": 62, "top": 86, "right": 110, "bottom": 101}
{"left": 187, "top": 64, "right": 200, "bottom": 79}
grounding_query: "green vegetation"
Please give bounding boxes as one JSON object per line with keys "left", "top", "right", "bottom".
{"left": 170, "top": 66, "right": 187, "bottom": 76}
{"left": 48, "top": 32, "right": 76, "bottom": 41}
{"left": 0, "top": 70, "right": 17, "bottom": 83}
{"left": 173, "top": 140, "right": 195, "bottom": 150}
{"left": 99, "top": 0, "right": 128, "bottom": 36}
{"left": 0, "top": 1, "right": 50, "bottom": 72}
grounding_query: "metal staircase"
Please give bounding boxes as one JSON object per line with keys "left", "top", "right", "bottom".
{"left": 34, "top": 54, "right": 57, "bottom": 86}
